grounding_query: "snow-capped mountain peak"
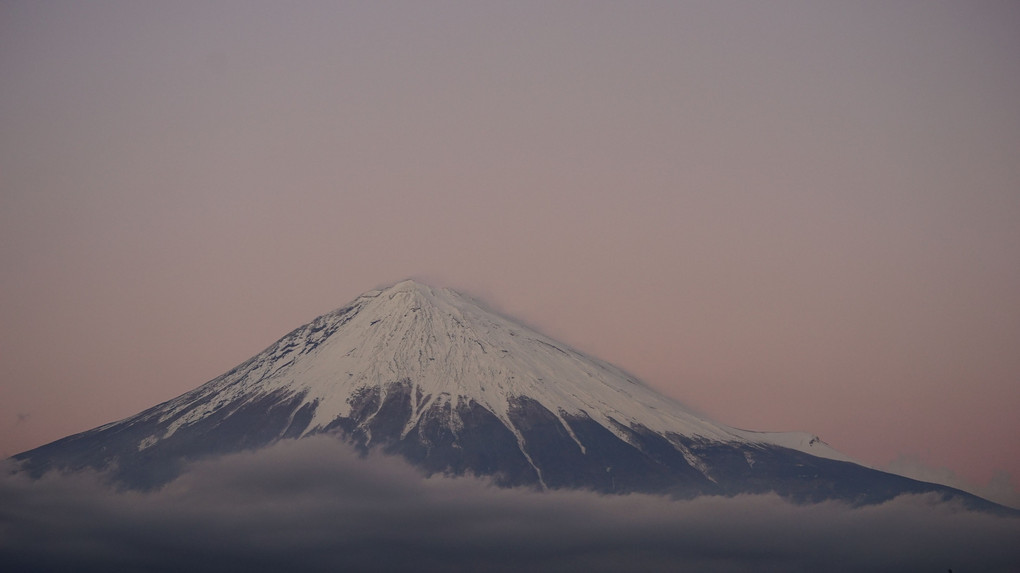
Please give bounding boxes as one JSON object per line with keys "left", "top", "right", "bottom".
{"left": 154, "top": 280, "right": 749, "bottom": 449}
{"left": 22, "top": 279, "right": 1007, "bottom": 515}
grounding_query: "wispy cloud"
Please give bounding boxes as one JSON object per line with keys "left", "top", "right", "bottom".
{"left": 2, "top": 437, "right": 1018, "bottom": 573}
{"left": 885, "top": 454, "right": 1020, "bottom": 510}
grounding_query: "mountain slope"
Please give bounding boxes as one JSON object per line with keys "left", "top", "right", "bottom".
{"left": 12, "top": 280, "right": 1010, "bottom": 512}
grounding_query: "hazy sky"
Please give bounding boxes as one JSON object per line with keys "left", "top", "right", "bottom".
{"left": 2, "top": 1, "right": 1018, "bottom": 504}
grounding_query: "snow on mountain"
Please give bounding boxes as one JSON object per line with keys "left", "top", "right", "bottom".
{"left": 148, "top": 280, "right": 841, "bottom": 460}
{"left": 735, "top": 430, "right": 857, "bottom": 464}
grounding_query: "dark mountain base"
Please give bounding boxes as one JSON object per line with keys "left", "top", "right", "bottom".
{"left": 16, "top": 380, "right": 1012, "bottom": 517}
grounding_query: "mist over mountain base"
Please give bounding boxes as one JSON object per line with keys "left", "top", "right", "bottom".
{"left": 3, "top": 437, "right": 1018, "bottom": 573}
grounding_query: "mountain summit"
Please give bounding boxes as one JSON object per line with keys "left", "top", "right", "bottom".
{"left": 12, "top": 280, "right": 1007, "bottom": 511}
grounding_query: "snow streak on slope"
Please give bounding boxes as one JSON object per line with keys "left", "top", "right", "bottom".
{"left": 734, "top": 431, "right": 858, "bottom": 464}
{"left": 144, "top": 280, "right": 852, "bottom": 462}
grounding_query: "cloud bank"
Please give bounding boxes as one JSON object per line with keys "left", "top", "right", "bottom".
{"left": 3, "top": 437, "right": 1018, "bottom": 573}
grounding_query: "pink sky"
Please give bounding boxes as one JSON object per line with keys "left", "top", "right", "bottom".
{"left": 2, "top": 1, "right": 1018, "bottom": 505}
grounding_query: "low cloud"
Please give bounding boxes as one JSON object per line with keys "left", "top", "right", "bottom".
{"left": 2, "top": 437, "right": 1018, "bottom": 573}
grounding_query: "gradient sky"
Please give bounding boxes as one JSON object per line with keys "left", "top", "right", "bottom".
{"left": 1, "top": 1, "right": 1018, "bottom": 503}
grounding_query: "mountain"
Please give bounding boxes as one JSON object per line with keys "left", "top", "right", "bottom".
{"left": 11, "top": 280, "right": 1010, "bottom": 512}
